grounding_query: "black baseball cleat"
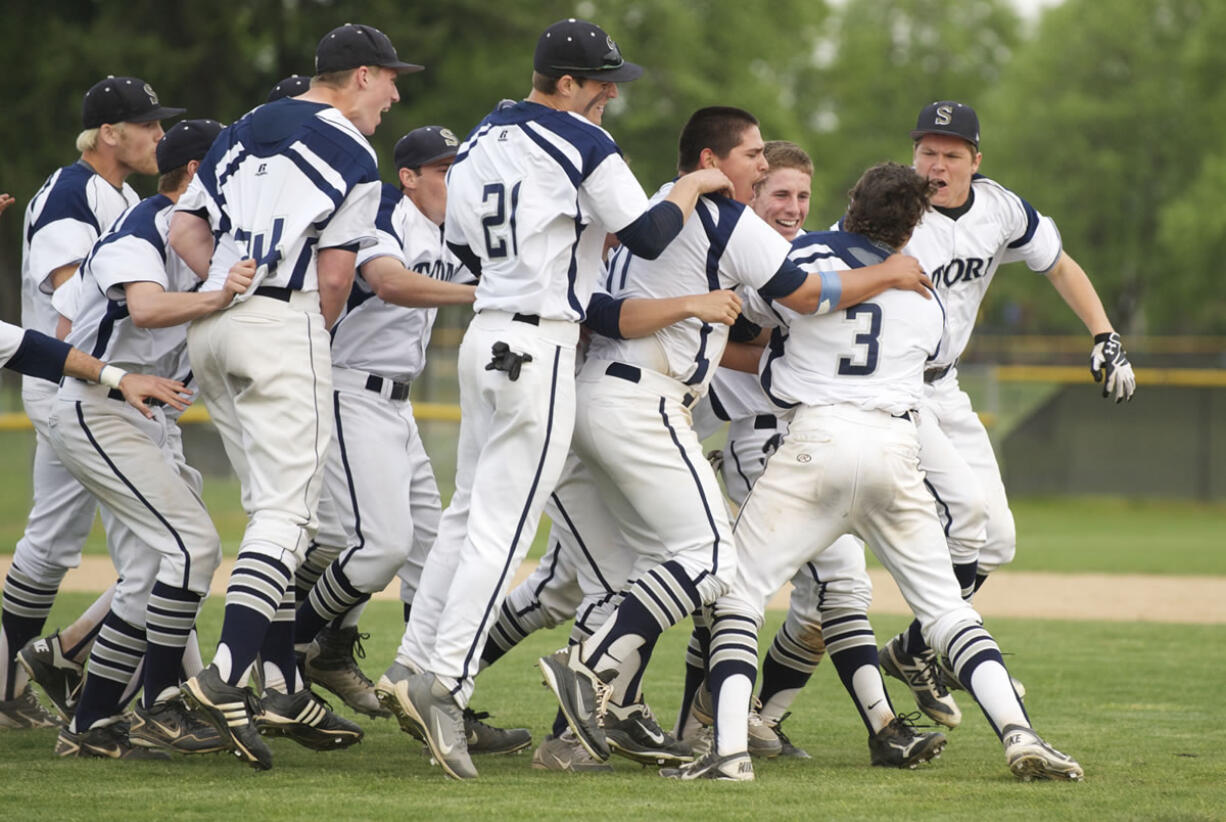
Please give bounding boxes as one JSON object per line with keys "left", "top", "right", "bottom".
{"left": 0, "top": 685, "right": 62, "bottom": 729}
{"left": 869, "top": 713, "right": 947, "bottom": 769}
{"left": 55, "top": 716, "right": 170, "bottom": 760}
{"left": 129, "top": 697, "right": 228, "bottom": 754}
{"left": 538, "top": 646, "right": 611, "bottom": 762}
{"left": 603, "top": 701, "right": 693, "bottom": 767}
{"left": 181, "top": 665, "right": 273, "bottom": 770}
{"left": 256, "top": 687, "right": 363, "bottom": 751}
{"left": 464, "top": 707, "right": 531, "bottom": 755}
{"left": 302, "top": 626, "right": 390, "bottom": 719}
{"left": 17, "top": 631, "right": 84, "bottom": 722}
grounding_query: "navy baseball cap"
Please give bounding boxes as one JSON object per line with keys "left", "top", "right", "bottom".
{"left": 82, "top": 76, "right": 185, "bottom": 129}
{"left": 911, "top": 101, "right": 980, "bottom": 148}
{"left": 394, "top": 126, "right": 460, "bottom": 170}
{"left": 267, "top": 75, "right": 311, "bottom": 102}
{"left": 315, "top": 23, "right": 424, "bottom": 74}
{"left": 534, "top": 18, "right": 643, "bottom": 83}
{"left": 156, "top": 119, "right": 223, "bottom": 174}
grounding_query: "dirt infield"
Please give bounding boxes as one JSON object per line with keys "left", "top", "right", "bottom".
{"left": 5, "top": 555, "right": 1224, "bottom": 624}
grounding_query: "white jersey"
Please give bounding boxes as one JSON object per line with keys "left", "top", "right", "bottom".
{"left": 445, "top": 100, "right": 649, "bottom": 321}
{"left": 903, "top": 174, "right": 1061, "bottom": 369}
{"left": 21, "top": 162, "right": 139, "bottom": 389}
{"left": 331, "top": 183, "right": 475, "bottom": 382}
{"left": 64, "top": 194, "right": 198, "bottom": 379}
{"left": 757, "top": 231, "right": 944, "bottom": 415}
{"left": 178, "top": 98, "right": 381, "bottom": 299}
{"left": 588, "top": 184, "right": 796, "bottom": 394}
{"left": 708, "top": 369, "right": 774, "bottom": 422}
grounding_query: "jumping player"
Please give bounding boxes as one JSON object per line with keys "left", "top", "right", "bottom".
{"left": 169, "top": 23, "right": 419, "bottom": 770}
{"left": 672, "top": 162, "right": 1083, "bottom": 783}
{"left": 380, "top": 18, "right": 735, "bottom": 781}
{"left": 879, "top": 101, "right": 1136, "bottom": 723}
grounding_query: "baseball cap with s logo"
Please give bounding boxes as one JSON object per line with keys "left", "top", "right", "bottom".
{"left": 910, "top": 100, "right": 980, "bottom": 148}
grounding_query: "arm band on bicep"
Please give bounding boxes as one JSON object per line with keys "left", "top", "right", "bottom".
{"left": 447, "top": 241, "right": 483, "bottom": 278}
{"left": 815, "top": 270, "right": 842, "bottom": 314}
{"left": 616, "top": 202, "right": 684, "bottom": 260}
{"left": 3, "top": 330, "right": 71, "bottom": 383}
{"left": 583, "top": 293, "right": 626, "bottom": 340}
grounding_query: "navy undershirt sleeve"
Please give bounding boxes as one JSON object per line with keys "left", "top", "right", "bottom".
{"left": 447, "top": 241, "right": 483, "bottom": 278}
{"left": 583, "top": 292, "right": 626, "bottom": 339}
{"left": 729, "top": 313, "right": 763, "bottom": 343}
{"left": 616, "top": 201, "right": 684, "bottom": 260}
{"left": 4, "top": 330, "right": 71, "bottom": 383}
{"left": 757, "top": 257, "right": 808, "bottom": 300}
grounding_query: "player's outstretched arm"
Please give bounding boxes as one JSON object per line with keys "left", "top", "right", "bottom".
{"left": 361, "top": 256, "right": 476, "bottom": 309}
{"left": 1045, "top": 251, "right": 1136, "bottom": 402}
{"left": 775, "top": 253, "right": 932, "bottom": 315}
{"left": 168, "top": 211, "right": 216, "bottom": 279}
{"left": 124, "top": 260, "right": 255, "bottom": 328}
{"left": 59, "top": 347, "right": 190, "bottom": 418}
{"left": 618, "top": 289, "right": 741, "bottom": 338}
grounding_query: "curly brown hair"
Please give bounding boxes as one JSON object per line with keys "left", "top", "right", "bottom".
{"left": 843, "top": 162, "right": 935, "bottom": 250}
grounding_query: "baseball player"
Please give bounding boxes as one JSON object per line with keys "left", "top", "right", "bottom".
{"left": 379, "top": 18, "right": 736, "bottom": 781}
{"left": 169, "top": 23, "right": 417, "bottom": 770}
{"left": 267, "top": 75, "right": 312, "bottom": 102}
{"left": 879, "top": 101, "right": 1136, "bottom": 724}
{"left": 48, "top": 120, "right": 250, "bottom": 760}
{"left": 295, "top": 125, "right": 534, "bottom": 756}
{"left": 538, "top": 106, "right": 932, "bottom": 767}
{"left": 671, "top": 161, "right": 1082, "bottom": 783}
{"left": 1, "top": 76, "right": 184, "bottom": 729}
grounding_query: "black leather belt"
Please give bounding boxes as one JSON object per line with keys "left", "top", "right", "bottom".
{"left": 365, "top": 374, "right": 411, "bottom": 401}
{"left": 604, "top": 362, "right": 696, "bottom": 408}
{"left": 253, "top": 285, "right": 293, "bottom": 302}
{"left": 753, "top": 414, "right": 777, "bottom": 430}
{"left": 924, "top": 364, "right": 952, "bottom": 384}
{"left": 512, "top": 313, "right": 540, "bottom": 325}
{"left": 107, "top": 388, "right": 164, "bottom": 408}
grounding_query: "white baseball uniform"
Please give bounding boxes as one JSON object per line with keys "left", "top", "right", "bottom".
{"left": 902, "top": 175, "right": 1062, "bottom": 573}
{"left": 305, "top": 182, "right": 473, "bottom": 624}
{"left": 396, "top": 100, "right": 655, "bottom": 706}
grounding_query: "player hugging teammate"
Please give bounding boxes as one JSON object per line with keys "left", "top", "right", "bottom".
{"left": 1, "top": 14, "right": 1134, "bottom": 787}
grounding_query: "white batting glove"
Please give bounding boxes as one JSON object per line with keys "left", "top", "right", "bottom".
{"left": 1089, "top": 332, "right": 1135, "bottom": 403}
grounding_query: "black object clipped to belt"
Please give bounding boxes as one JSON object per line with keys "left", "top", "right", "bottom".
{"left": 486, "top": 341, "right": 532, "bottom": 381}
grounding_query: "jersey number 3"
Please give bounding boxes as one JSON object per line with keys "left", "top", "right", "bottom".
{"left": 482, "top": 182, "right": 522, "bottom": 259}
{"left": 837, "top": 304, "right": 882, "bottom": 376}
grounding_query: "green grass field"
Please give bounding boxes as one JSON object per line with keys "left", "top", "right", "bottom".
{"left": 1, "top": 597, "right": 1222, "bottom": 822}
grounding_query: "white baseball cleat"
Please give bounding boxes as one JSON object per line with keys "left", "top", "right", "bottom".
{"left": 1002, "top": 724, "right": 1084, "bottom": 782}
{"left": 660, "top": 750, "right": 754, "bottom": 781}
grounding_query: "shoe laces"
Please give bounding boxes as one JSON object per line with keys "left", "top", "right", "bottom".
{"left": 891, "top": 711, "right": 938, "bottom": 736}
{"left": 772, "top": 711, "right": 796, "bottom": 745}
{"left": 351, "top": 632, "right": 370, "bottom": 661}
{"left": 463, "top": 707, "right": 495, "bottom": 728}
{"left": 915, "top": 653, "right": 950, "bottom": 696}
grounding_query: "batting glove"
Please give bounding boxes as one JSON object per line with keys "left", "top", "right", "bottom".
{"left": 1089, "top": 331, "right": 1136, "bottom": 403}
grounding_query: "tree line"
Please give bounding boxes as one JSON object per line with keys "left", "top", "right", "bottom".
{"left": 2, "top": 0, "right": 1221, "bottom": 335}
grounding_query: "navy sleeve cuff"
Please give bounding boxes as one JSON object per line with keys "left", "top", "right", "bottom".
{"left": 4, "top": 330, "right": 71, "bottom": 383}
{"left": 757, "top": 258, "right": 808, "bottom": 300}
{"left": 583, "top": 293, "right": 627, "bottom": 340}
{"left": 729, "top": 313, "right": 763, "bottom": 343}
{"left": 616, "top": 201, "right": 684, "bottom": 260}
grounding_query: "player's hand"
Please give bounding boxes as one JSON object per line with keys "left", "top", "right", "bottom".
{"left": 222, "top": 258, "right": 257, "bottom": 303}
{"left": 0, "top": 193, "right": 14, "bottom": 218}
{"left": 1089, "top": 331, "right": 1135, "bottom": 403}
{"left": 687, "top": 289, "right": 742, "bottom": 326}
{"left": 706, "top": 449, "right": 724, "bottom": 473}
{"left": 883, "top": 253, "right": 933, "bottom": 298}
{"left": 119, "top": 374, "right": 192, "bottom": 418}
{"left": 684, "top": 168, "right": 735, "bottom": 199}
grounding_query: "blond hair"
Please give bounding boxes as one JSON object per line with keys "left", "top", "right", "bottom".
{"left": 76, "top": 121, "right": 128, "bottom": 154}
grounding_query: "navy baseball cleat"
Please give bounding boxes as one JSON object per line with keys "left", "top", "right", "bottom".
{"left": 879, "top": 633, "right": 962, "bottom": 728}
{"left": 17, "top": 631, "right": 84, "bottom": 722}
{"left": 603, "top": 701, "right": 693, "bottom": 766}
{"left": 538, "top": 646, "right": 611, "bottom": 762}
{"left": 130, "top": 697, "right": 228, "bottom": 754}
{"left": 181, "top": 665, "right": 273, "bottom": 770}
{"left": 869, "top": 714, "right": 947, "bottom": 768}
{"left": 1003, "top": 724, "right": 1084, "bottom": 782}
{"left": 256, "top": 687, "right": 364, "bottom": 750}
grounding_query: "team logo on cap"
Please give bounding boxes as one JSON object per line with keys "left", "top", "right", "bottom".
{"left": 441, "top": 128, "right": 459, "bottom": 147}
{"left": 144, "top": 83, "right": 159, "bottom": 105}
{"left": 935, "top": 104, "right": 954, "bottom": 126}
{"left": 604, "top": 35, "right": 622, "bottom": 64}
